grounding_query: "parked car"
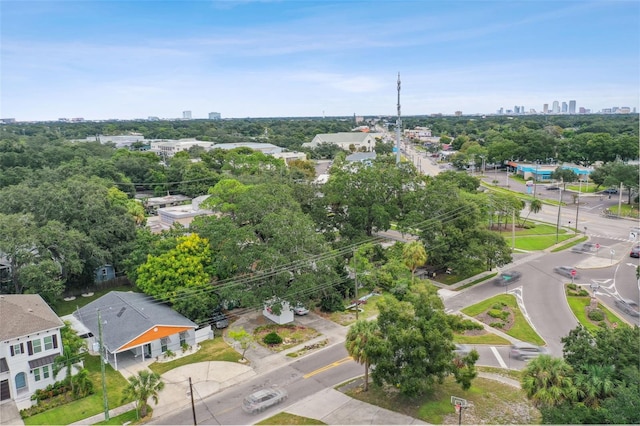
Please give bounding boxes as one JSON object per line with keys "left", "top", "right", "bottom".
{"left": 242, "top": 387, "right": 288, "bottom": 414}
{"left": 614, "top": 298, "right": 640, "bottom": 317}
{"left": 554, "top": 266, "right": 579, "bottom": 279}
{"left": 492, "top": 270, "right": 522, "bottom": 286}
{"left": 211, "top": 311, "right": 229, "bottom": 329}
{"left": 453, "top": 344, "right": 471, "bottom": 358}
{"left": 571, "top": 243, "right": 597, "bottom": 253}
{"left": 546, "top": 185, "right": 560, "bottom": 190}
{"left": 509, "top": 342, "right": 548, "bottom": 360}
{"left": 630, "top": 246, "right": 640, "bottom": 258}
{"left": 293, "top": 304, "right": 309, "bottom": 316}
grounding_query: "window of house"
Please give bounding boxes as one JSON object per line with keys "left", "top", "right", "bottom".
{"left": 161, "top": 338, "right": 168, "bottom": 352}
{"left": 179, "top": 332, "right": 187, "bottom": 347}
{"left": 42, "top": 365, "right": 50, "bottom": 379}
{"left": 32, "top": 339, "right": 42, "bottom": 354}
{"left": 11, "top": 343, "right": 23, "bottom": 356}
{"left": 44, "top": 336, "right": 53, "bottom": 350}
{"left": 33, "top": 368, "right": 41, "bottom": 381}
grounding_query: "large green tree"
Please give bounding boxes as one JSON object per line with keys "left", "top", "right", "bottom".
{"left": 521, "top": 355, "right": 577, "bottom": 408}
{"left": 122, "top": 370, "right": 165, "bottom": 418}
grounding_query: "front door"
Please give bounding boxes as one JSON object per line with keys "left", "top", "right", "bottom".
{"left": 0, "top": 379, "right": 10, "bottom": 401}
{"left": 144, "top": 343, "right": 152, "bottom": 358}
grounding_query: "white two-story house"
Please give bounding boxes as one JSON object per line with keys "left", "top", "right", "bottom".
{"left": 0, "top": 294, "right": 64, "bottom": 409}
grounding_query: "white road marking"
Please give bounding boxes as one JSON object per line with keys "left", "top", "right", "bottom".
{"left": 490, "top": 346, "right": 508, "bottom": 369}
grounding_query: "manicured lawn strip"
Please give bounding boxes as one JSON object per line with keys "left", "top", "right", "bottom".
{"left": 497, "top": 223, "right": 561, "bottom": 235}
{"left": 93, "top": 409, "right": 142, "bottom": 425}
{"left": 436, "top": 266, "right": 485, "bottom": 285}
{"left": 453, "top": 332, "right": 511, "bottom": 345}
{"left": 24, "top": 355, "right": 133, "bottom": 425}
{"left": 257, "top": 413, "right": 326, "bottom": 425}
{"left": 54, "top": 285, "right": 139, "bottom": 316}
{"left": 511, "top": 233, "right": 574, "bottom": 251}
{"left": 565, "top": 184, "right": 597, "bottom": 193}
{"left": 148, "top": 338, "right": 241, "bottom": 376}
{"left": 477, "top": 366, "right": 523, "bottom": 382}
{"left": 552, "top": 236, "right": 588, "bottom": 252}
{"left": 343, "top": 376, "right": 539, "bottom": 425}
{"left": 455, "top": 273, "right": 497, "bottom": 291}
{"left": 461, "top": 295, "right": 545, "bottom": 346}
{"left": 566, "top": 296, "right": 626, "bottom": 333}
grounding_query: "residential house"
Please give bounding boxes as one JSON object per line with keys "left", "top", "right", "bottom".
{"left": 0, "top": 294, "right": 64, "bottom": 409}
{"left": 72, "top": 292, "right": 197, "bottom": 370}
{"left": 146, "top": 195, "right": 216, "bottom": 234}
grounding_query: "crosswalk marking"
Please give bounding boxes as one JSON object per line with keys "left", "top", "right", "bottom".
{"left": 490, "top": 346, "right": 508, "bottom": 369}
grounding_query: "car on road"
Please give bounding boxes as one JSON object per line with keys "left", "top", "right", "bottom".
{"left": 293, "top": 304, "right": 309, "bottom": 315}
{"left": 453, "top": 344, "right": 471, "bottom": 358}
{"left": 509, "top": 342, "right": 548, "bottom": 360}
{"left": 554, "top": 266, "right": 579, "bottom": 279}
{"left": 603, "top": 188, "right": 618, "bottom": 194}
{"left": 614, "top": 298, "right": 640, "bottom": 317}
{"left": 630, "top": 246, "right": 640, "bottom": 258}
{"left": 242, "top": 387, "right": 288, "bottom": 414}
{"left": 571, "top": 243, "right": 598, "bottom": 253}
{"left": 492, "top": 271, "right": 522, "bottom": 286}
{"left": 546, "top": 185, "right": 560, "bottom": 190}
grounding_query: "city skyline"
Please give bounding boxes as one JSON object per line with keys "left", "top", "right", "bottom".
{"left": 1, "top": 1, "right": 639, "bottom": 121}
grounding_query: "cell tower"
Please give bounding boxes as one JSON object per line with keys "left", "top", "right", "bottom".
{"left": 395, "top": 72, "right": 402, "bottom": 165}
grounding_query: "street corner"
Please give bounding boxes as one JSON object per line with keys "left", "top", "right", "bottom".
{"left": 437, "top": 288, "right": 458, "bottom": 300}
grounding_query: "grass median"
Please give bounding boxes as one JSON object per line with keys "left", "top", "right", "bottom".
{"left": 461, "top": 294, "right": 545, "bottom": 346}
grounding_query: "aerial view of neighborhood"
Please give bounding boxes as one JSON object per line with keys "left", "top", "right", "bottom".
{"left": 1, "top": 1, "right": 639, "bottom": 425}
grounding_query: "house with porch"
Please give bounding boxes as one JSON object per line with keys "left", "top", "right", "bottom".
{"left": 0, "top": 294, "right": 64, "bottom": 410}
{"left": 72, "top": 291, "right": 197, "bottom": 371}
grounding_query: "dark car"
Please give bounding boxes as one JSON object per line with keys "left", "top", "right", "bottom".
{"left": 211, "top": 311, "right": 229, "bottom": 329}
{"left": 614, "top": 299, "right": 640, "bottom": 317}
{"left": 571, "top": 243, "right": 597, "bottom": 253}
{"left": 603, "top": 188, "right": 618, "bottom": 194}
{"left": 242, "top": 387, "right": 288, "bottom": 414}
{"left": 630, "top": 246, "right": 640, "bottom": 258}
{"left": 554, "top": 266, "right": 579, "bottom": 279}
{"left": 509, "top": 342, "right": 548, "bottom": 360}
{"left": 492, "top": 271, "right": 522, "bottom": 286}
{"left": 546, "top": 185, "right": 560, "bottom": 190}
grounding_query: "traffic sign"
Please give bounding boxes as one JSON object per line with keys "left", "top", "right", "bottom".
{"left": 571, "top": 269, "right": 577, "bottom": 277}
{"left": 595, "top": 243, "right": 600, "bottom": 249}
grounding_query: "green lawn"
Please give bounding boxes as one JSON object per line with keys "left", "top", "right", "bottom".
{"left": 461, "top": 294, "right": 545, "bottom": 345}
{"left": 53, "top": 285, "right": 139, "bottom": 317}
{"left": 455, "top": 273, "right": 497, "bottom": 291}
{"left": 510, "top": 233, "right": 574, "bottom": 251}
{"left": 343, "top": 375, "right": 539, "bottom": 425}
{"left": 93, "top": 408, "right": 142, "bottom": 425}
{"left": 566, "top": 296, "right": 626, "bottom": 333}
{"left": 257, "top": 413, "right": 326, "bottom": 425}
{"left": 24, "top": 355, "right": 133, "bottom": 425}
{"left": 565, "top": 184, "right": 597, "bottom": 193}
{"left": 148, "top": 338, "right": 241, "bottom": 376}
{"left": 454, "top": 332, "right": 511, "bottom": 345}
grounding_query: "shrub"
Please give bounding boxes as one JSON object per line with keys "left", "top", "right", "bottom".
{"left": 491, "top": 303, "right": 503, "bottom": 310}
{"left": 567, "top": 283, "right": 577, "bottom": 291}
{"left": 263, "top": 332, "right": 283, "bottom": 345}
{"left": 447, "top": 314, "right": 483, "bottom": 331}
{"left": 588, "top": 309, "right": 605, "bottom": 322}
{"left": 490, "top": 322, "right": 505, "bottom": 329}
{"left": 488, "top": 309, "right": 509, "bottom": 320}
{"left": 578, "top": 289, "right": 589, "bottom": 296}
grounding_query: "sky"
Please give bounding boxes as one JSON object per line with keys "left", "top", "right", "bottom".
{"left": 1, "top": 0, "right": 639, "bottom": 121}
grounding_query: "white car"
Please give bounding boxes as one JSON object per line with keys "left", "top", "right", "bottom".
{"left": 293, "top": 305, "right": 309, "bottom": 315}
{"left": 242, "top": 388, "right": 288, "bottom": 414}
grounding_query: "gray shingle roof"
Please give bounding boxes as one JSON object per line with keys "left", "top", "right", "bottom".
{"left": 73, "top": 292, "right": 196, "bottom": 352}
{"left": 0, "top": 295, "right": 64, "bottom": 341}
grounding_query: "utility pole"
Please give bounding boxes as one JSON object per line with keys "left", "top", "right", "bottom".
{"left": 617, "top": 182, "right": 623, "bottom": 218}
{"left": 98, "top": 310, "right": 109, "bottom": 421}
{"left": 556, "top": 181, "right": 563, "bottom": 243}
{"left": 189, "top": 377, "right": 197, "bottom": 425}
{"left": 353, "top": 249, "right": 358, "bottom": 321}
{"left": 395, "top": 72, "right": 401, "bottom": 165}
{"left": 574, "top": 191, "right": 580, "bottom": 235}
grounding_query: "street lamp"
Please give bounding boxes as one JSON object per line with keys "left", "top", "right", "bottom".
{"left": 533, "top": 161, "right": 539, "bottom": 198}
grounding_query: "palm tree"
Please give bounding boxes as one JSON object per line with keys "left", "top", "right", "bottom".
{"left": 52, "top": 343, "right": 81, "bottom": 395}
{"left": 522, "top": 355, "right": 578, "bottom": 408}
{"left": 71, "top": 368, "right": 94, "bottom": 398}
{"left": 402, "top": 241, "right": 427, "bottom": 284}
{"left": 520, "top": 198, "right": 542, "bottom": 226}
{"left": 122, "top": 370, "right": 165, "bottom": 418}
{"left": 345, "top": 320, "right": 379, "bottom": 391}
{"left": 575, "top": 364, "right": 616, "bottom": 407}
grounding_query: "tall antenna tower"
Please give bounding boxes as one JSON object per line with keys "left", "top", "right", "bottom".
{"left": 395, "top": 72, "right": 402, "bottom": 164}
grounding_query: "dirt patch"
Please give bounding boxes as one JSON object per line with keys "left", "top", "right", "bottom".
{"left": 253, "top": 324, "right": 320, "bottom": 352}
{"left": 475, "top": 305, "right": 515, "bottom": 331}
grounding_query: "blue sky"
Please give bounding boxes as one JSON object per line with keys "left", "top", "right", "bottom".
{"left": 1, "top": 0, "right": 638, "bottom": 121}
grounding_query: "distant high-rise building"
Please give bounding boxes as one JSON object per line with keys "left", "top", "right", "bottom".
{"left": 579, "top": 107, "right": 587, "bottom": 114}
{"left": 208, "top": 112, "right": 221, "bottom": 120}
{"left": 454, "top": 111, "right": 462, "bottom": 116}
{"left": 552, "top": 101, "right": 560, "bottom": 114}
{"left": 569, "top": 100, "right": 576, "bottom": 114}
{"left": 182, "top": 110, "right": 192, "bottom": 119}
{"left": 497, "top": 107, "right": 504, "bottom": 115}
{"left": 562, "top": 102, "right": 568, "bottom": 113}
{"left": 543, "top": 104, "right": 549, "bottom": 114}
